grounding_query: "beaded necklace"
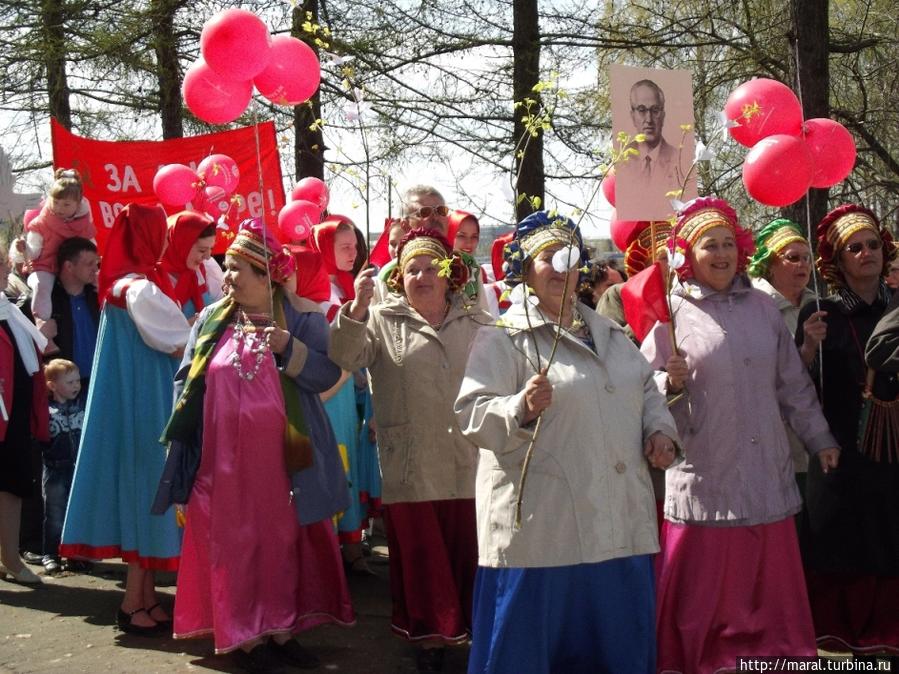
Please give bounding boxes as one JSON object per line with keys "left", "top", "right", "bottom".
{"left": 230, "top": 309, "right": 273, "bottom": 381}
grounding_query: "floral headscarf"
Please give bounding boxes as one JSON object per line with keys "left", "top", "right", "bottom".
{"left": 815, "top": 204, "right": 895, "bottom": 288}
{"left": 668, "top": 197, "right": 755, "bottom": 281}
{"left": 387, "top": 228, "right": 468, "bottom": 294}
{"left": 503, "top": 211, "right": 588, "bottom": 288}
{"left": 226, "top": 218, "right": 295, "bottom": 284}
{"left": 747, "top": 219, "right": 808, "bottom": 280}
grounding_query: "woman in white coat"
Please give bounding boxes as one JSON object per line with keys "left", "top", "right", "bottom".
{"left": 455, "top": 211, "right": 679, "bottom": 674}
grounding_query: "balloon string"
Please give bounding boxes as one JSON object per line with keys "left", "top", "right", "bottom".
{"left": 792, "top": 35, "right": 825, "bottom": 401}
{"left": 251, "top": 107, "right": 275, "bottom": 319}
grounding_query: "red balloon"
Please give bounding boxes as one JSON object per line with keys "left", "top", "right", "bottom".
{"left": 198, "top": 154, "right": 240, "bottom": 194}
{"left": 183, "top": 59, "right": 252, "bottom": 125}
{"left": 200, "top": 9, "right": 271, "bottom": 82}
{"left": 609, "top": 210, "right": 643, "bottom": 252}
{"left": 253, "top": 36, "right": 321, "bottom": 106}
{"left": 153, "top": 164, "right": 200, "bottom": 204}
{"left": 725, "top": 79, "right": 803, "bottom": 148}
{"left": 278, "top": 200, "right": 321, "bottom": 242}
{"left": 291, "top": 177, "right": 330, "bottom": 210}
{"left": 803, "top": 118, "right": 856, "bottom": 188}
{"left": 742, "top": 134, "right": 814, "bottom": 207}
{"left": 601, "top": 173, "right": 616, "bottom": 207}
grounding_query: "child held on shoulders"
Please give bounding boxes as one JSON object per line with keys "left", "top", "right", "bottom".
{"left": 20, "top": 169, "right": 95, "bottom": 324}
{"left": 40, "top": 358, "right": 87, "bottom": 575}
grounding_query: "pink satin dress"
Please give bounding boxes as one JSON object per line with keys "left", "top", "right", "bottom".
{"left": 173, "top": 327, "right": 354, "bottom": 653}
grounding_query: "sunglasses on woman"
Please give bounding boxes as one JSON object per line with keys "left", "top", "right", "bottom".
{"left": 844, "top": 239, "right": 882, "bottom": 254}
{"left": 408, "top": 205, "right": 450, "bottom": 219}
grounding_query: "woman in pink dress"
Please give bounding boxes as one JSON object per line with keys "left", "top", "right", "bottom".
{"left": 156, "top": 218, "right": 354, "bottom": 672}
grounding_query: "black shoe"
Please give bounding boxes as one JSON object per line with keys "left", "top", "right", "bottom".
{"left": 63, "top": 559, "right": 93, "bottom": 573}
{"left": 416, "top": 647, "right": 445, "bottom": 673}
{"left": 116, "top": 608, "right": 164, "bottom": 637}
{"left": 42, "top": 556, "right": 62, "bottom": 575}
{"left": 232, "top": 643, "right": 287, "bottom": 673}
{"left": 22, "top": 551, "right": 43, "bottom": 565}
{"left": 270, "top": 638, "right": 320, "bottom": 669}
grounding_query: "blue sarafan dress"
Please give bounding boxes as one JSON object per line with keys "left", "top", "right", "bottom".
{"left": 60, "top": 278, "right": 204, "bottom": 570}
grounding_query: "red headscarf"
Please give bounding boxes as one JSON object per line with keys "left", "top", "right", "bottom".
{"left": 369, "top": 217, "right": 403, "bottom": 268}
{"left": 98, "top": 203, "right": 168, "bottom": 305}
{"left": 490, "top": 230, "right": 515, "bottom": 281}
{"left": 446, "top": 209, "right": 479, "bottom": 249}
{"left": 287, "top": 246, "right": 332, "bottom": 303}
{"left": 156, "top": 211, "right": 215, "bottom": 310}
{"left": 308, "top": 215, "right": 358, "bottom": 302}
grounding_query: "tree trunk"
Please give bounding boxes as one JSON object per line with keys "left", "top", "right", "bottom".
{"left": 293, "top": 0, "right": 325, "bottom": 181}
{"left": 150, "top": 0, "right": 183, "bottom": 139}
{"left": 40, "top": 0, "right": 71, "bottom": 129}
{"left": 512, "top": 0, "right": 544, "bottom": 222}
{"left": 786, "top": 0, "right": 829, "bottom": 230}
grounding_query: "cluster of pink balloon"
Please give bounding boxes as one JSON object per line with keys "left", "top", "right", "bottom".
{"left": 727, "top": 78, "right": 856, "bottom": 207}
{"left": 278, "top": 177, "right": 329, "bottom": 243}
{"left": 183, "top": 9, "right": 322, "bottom": 125}
{"left": 153, "top": 154, "right": 241, "bottom": 220}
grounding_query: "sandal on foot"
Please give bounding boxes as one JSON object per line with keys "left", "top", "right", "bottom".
{"left": 116, "top": 607, "right": 163, "bottom": 636}
{"left": 146, "top": 602, "right": 172, "bottom": 629}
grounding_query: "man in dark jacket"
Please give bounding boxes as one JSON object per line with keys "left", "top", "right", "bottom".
{"left": 48, "top": 237, "right": 100, "bottom": 388}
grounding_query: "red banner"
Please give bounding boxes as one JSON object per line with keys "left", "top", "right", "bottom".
{"left": 51, "top": 118, "right": 285, "bottom": 253}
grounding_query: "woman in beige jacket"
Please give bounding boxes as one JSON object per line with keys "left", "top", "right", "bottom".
{"left": 329, "top": 228, "right": 490, "bottom": 673}
{"left": 455, "top": 211, "right": 679, "bottom": 674}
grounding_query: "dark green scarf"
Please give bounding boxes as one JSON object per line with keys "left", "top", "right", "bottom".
{"left": 161, "top": 287, "right": 313, "bottom": 472}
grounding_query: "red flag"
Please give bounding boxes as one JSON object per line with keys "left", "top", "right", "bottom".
{"left": 50, "top": 119, "right": 285, "bottom": 255}
{"left": 620, "top": 262, "right": 670, "bottom": 343}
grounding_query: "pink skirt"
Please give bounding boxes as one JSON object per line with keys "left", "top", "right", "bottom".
{"left": 382, "top": 499, "right": 477, "bottom": 643}
{"left": 172, "top": 331, "right": 354, "bottom": 653}
{"left": 806, "top": 571, "right": 899, "bottom": 654}
{"left": 656, "top": 517, "right": 816, "bottom": 674}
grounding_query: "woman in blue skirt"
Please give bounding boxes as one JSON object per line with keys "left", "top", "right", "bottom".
{"left": 61, "top": 206, "right": 219, "bottom": 635}
{"left": 455, "top": 211, "right": 679, "bottom": 673}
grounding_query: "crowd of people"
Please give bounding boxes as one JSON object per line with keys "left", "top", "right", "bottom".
{"left": 0, "top": 169, "right": 897, "bottom": 674}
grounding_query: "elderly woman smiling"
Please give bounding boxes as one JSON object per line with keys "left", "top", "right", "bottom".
{"left": 454, "top": 211, "right": 679, "bottom": 674}
{"left": 329, "top": 228, "right": 491, "bottom": 672}
{"left": 641, "top": 197, "right": 839, "bottom": 674}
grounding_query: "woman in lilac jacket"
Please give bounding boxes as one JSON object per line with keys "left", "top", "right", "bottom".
{"left": 640, "top": 197, "right": 839, "bottom": 674}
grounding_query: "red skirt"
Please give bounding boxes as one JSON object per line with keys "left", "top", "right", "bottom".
{"left": 656, "top": 517, "right": 816, "bottom": 674}
{"left": 806, "top": 571, "right": 899, "bottom": 654}
{"left": 382, "top": 499, "right": 477, "bottom": 643}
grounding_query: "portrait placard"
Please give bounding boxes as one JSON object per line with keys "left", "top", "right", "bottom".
{"left": 610, "top": 64, "right": 697, "bottom": 221}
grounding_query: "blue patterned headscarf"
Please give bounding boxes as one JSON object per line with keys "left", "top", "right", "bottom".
{"left": 502, "top": 211, "right": 588, "bottom": 287}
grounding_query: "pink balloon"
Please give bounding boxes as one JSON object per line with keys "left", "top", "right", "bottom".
{"left": 198, "top": 154, "right": 240, "bottom": 194}
{"left": 278, "top": 200, "right": 321, "bottom": 242}
{"left": 23, "top": 207, "right": 41, "bottom": 227}
{"left": 803, "top": 118, "right": 856, "bottom": 188}
{"left": 153, "top": 164, "right": 200, "bottom": 204}
{"left": 609, "top": 210, "right": 644, "bottom": 252}
{"left": 182, "top": 59, "right": 252, "bottom": 125}
{"left": 200, "top": 9, "right": 271, "bottom": 82}
{"left": 600, "top": 173, "right": 616, "bottom": 207}
{"left": 253, "top": 36, "right": 321, "bottom": 106}
{"left": 290, "top": 177, "right": 329, "bottom": 210}
{"left": 725, "top": 79, "right": 803, "bottom": 148}
{"left": 742, "top": 134, "right": 814, "bottom": 207}
{"left": 193, "top": 185, "right": 230, "bottom": 219}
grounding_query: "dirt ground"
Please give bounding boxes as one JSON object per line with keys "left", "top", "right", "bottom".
{"left": 0, "top": 542, "right": 471, "bottom": 674}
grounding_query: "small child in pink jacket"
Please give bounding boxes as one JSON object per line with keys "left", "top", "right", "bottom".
{"left": 24, "top": 169, "right": 96, "bottom": 321}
